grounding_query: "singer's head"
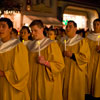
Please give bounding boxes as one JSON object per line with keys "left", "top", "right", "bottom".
{"left": 30, "top": 20, "right": 45, "bottom": 40}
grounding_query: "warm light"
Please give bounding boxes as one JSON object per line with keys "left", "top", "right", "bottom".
{"left": 98, "top": 36, "right": 100, "bottom": 38}
{"left": 27, "top": 5, "right": 31, "bottom": 11}
{"left": 64, "top": 39, "right": 66, "bottom": 51}
{"left": 37, "top": 41, "right": 40, "bottom": 56}
{"left": 0, "top": 15, "right": 4, "bottom": 17}
{"left": 22, "top": 40, "right": 24, "bottom": 43}
{"left": 64, "top": 40, "right": 66, "bottom": 43}
{"left": 46, "top": 25, "right": 51, "bottom": 28}
{"left": 63, "top": 14, "right": 87, "bottom": 29}
{"left": 37, "top": 41, "right": 40, "bottom": 45}
{"left": 98, "top": 36, "right": 100, "bottom": 46}
{"left": 25, "top": 23, "right": 29, "bottom": 26}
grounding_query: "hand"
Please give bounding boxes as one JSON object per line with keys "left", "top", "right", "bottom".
{"left": 63, "top": 51, "right": 72, "bottom": 57}
{"left": 38, "top": 56, "right": 46, "bottom": 65}
{"left": 96, "top": 45, "right": 100, "bottom": 52}
{"left": 0, "top": 70, "right": 5, "bottom": 77}
{"left": 38, "top": 56, "right": 50, "bottom": 68}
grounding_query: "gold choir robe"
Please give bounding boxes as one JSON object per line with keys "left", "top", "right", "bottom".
{"left": 23, "top": 40, "right": 32, "bottom": 47}
{"left": 87, "top": 33, "right": 100, "bottom": 97}
{"left": 62, "top": 34, "right": 90, "bottom": 100}
{"left": 28, "top": 37, "right": 65, "bottom": 100}
{"left": 0, "top": 39, "right": 30, "bottom": 100}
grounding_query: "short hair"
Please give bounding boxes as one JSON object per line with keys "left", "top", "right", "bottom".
{"left": 93, "top": 18, "right": 100, "bottom": 24}
{"left": 12, "top": 28, "right": 18, "bottom": 35}
{"left": 20, "top": 26, "right": 30, "bottom": 33}
{"left": 0, "top": 17, "right": 13, "bottom": 28}
{"left": 30, "top": 20, "right": 44, "bottom": 28}
{"left": 67, "top": 20, "right": 77, "bottom": 27}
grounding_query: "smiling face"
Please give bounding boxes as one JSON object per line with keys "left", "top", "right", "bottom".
{"left": 31, "top": 25, "right": 44, "bottom": 40}
{"left": 0, "top": 21, "right": 12, "bottom": 42}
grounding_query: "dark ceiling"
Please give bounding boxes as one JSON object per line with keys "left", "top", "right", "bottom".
{"left": 0, "top": 0, "right": 21, "bottom": 11}
{"left": 58, "top": 0, "right": 100, "bottom": 7}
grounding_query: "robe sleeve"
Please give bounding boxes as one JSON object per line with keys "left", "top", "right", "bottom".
{"left": 46, "top": 41, "right": 65, "bottom": 80}
{"left": 5, "top": 43, "right": 29, "bottom": 91}
{"left": 74, "top": 39, "right": 90, "bottom": 71}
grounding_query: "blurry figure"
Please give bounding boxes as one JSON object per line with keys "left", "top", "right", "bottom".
{"left": 11, "top": 28, "right": 18, "bottom": 39}
{"left": 87, "top": 18, "right": 100, "bottom": 99}
{"left": 60, "top": 29, "right": 67, "bottom": 43}
{"left": 76, "top": 29, "right": 85, "bottom": 38}
{"left": 43, "top": 26, "right": 49, "bottom": 36}
{"left": 20, "top": 26, "right": 32, "bottom": 46}
{"left": 56, "top": 28, "right": 62, "bottom": 41}
{"left": 60, "top": 28, "right": 66, "bottom": 37}
{"left": 48, "top": 29, "right": 57, "bottom": 40}
{"left": 56, "top": 28, "right": 66, "bottom": 42}
{"left": 85, "top": 28, "right": 90, "bottom": 37}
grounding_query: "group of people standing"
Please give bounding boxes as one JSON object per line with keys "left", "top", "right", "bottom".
{"left": 0, "top": 17, "right": 100, "bottom": 100}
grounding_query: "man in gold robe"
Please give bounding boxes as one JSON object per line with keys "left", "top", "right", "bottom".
{"left": 28, "top": 20, "right": 65, "bottom": 100}
{"left": 62, "top": 20, "right": 90, "bottom": 100}
{"left": 87, "top": 18, "right": 100, "bottom": 99}
{"left": 0, "top": 18, "right": 30, "bottom": 100}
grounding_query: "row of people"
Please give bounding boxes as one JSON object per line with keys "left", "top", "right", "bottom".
{"left": 0, "top": 17, "right": 100, "bottom": 100}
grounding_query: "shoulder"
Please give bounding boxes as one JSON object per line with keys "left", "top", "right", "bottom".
{"left": 48, "top": 40, "right": 59, "bottom": 47}
{"left": 15, "top": 42, "right": 28, "bottom": 52}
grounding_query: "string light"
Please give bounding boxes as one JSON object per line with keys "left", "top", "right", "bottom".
{"left": 0, "top": 10, "right": 2, "bottom": 14}
{"left": 2, "top": 10, "right": 20, "bottom": 14}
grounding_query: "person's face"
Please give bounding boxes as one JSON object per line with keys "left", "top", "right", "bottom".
{"left": 0, "top": 21, "right": 12, "bottom": 41}
{"left": 48, "top": 31, "right": 56, "bottom": 40}
{"left": 93, "top": 21, "right": 100, "bottom": 33}
{"left": 31, "top": 25, "right": 44, "bottom": 40}
{"left": 66, "top": 22, "right": 77, "bottom": 38}
{"left": 20, "top": 28, "right": 30, "bottom": 40}
{"left": 11, "top": 31, "right": 18, "bottom": 39}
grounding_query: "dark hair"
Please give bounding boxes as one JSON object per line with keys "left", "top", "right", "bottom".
{"left": 30, "top": 20, "right": 44, "bottom": 28}
{"left": 48, "top": 29, "right": 57, "bottom": 35}
{"left": 43, "top": 27, "right": 49, "bottom": 36}
{"left": 12, "top": 28, "right": 18, "bottom": 36}
{"left": 67, "top": 20, "right": 77, "bottom": 27}
{"left": 93, "top": 18, "right": 100, "bottom": 24}
{"left": 20, "top": 26, "right": 30, "bottom": 33}
{"left": 0, "top": 17, "right": 13, "bottom": 28}
{"left": 76, "top": 29, "right": 85, "bottom": 38}
{"left": 20, "top": 26, "right": 32, "bottom": 41}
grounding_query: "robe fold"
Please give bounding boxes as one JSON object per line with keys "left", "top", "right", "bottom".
{"left": 0, "top": 39, "right": 30, "bottom": 100}
{"left": 87, "top": 33, "right": 100, "bottom": 97}
{"left": 62, "top": 35, "right": 90, "bottom": 100}
{"left": 28, "top": 37, "right": 65, "bottom": 100}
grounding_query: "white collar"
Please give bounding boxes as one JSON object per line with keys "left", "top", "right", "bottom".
{"left": 87, "top": 32, "right": 100, "bottom": 41}
{"left": 64, "top": 34, "right": 83, "bottom": 46}
{"left": 0, "top": 39, "right": 20, "bottom": 53}
{"left": 23, "top": 40, "right": 32, "bottom": 46}
{"left": 28, "top": 37, "right": 54, "bottom": 52}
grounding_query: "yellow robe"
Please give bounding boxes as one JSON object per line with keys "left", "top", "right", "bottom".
{"left": 0, "top": 43, "right": 30, "bottom": 100}
{"left": 29, "top": 41, "right": 65, "bottom": 100}
{"left": 87, "top": 38, "right": 100, "bottom": 97}
{"left": 62, "top": 39, "right": 90, "bottom": 100}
